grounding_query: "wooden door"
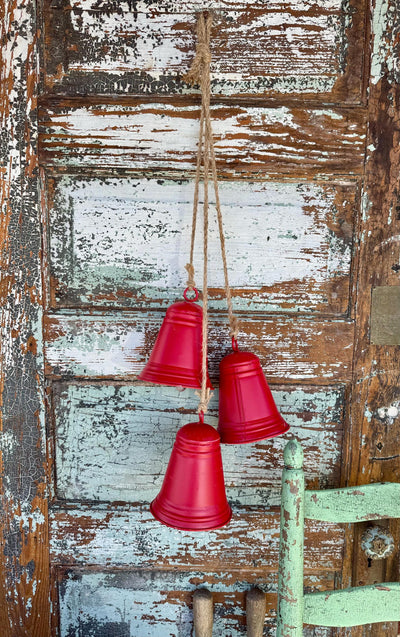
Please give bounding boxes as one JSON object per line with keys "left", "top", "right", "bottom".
{"left": 1, "top": 1, "right": 400, "bottom": 635}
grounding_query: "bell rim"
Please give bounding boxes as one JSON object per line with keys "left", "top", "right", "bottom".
{"left": 150, "top": 499, "right": 232, "bottom": 531}
{"left": 138, "top": 365, "right": 214, "bottom": 389}
{"left": 218, "top": 419, "right": 290, "bottom": 445}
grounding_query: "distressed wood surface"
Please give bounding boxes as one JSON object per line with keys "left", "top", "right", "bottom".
{"left": 43, "top": 313, "right": 354, "bottom": 382}
{"left": 56, "top": 569, "right": 334, "bottom": 637}
{"left": 305, "top": 483, "right": 400, "bottom": 523}
{"left": 339, "top": 1, "right": 400, "bottom": 635}
{"left": 304, "top": 584, "right": 400, "bottom": 628}
{"left": 38, "top": 100, "right": 367, "bottom": 178}
{"left": 52, "top": 383, "right": 344, "bottom": 504}
{"left": 0, "top": 2, "right": 51, "bottom": 635}
{"left": 50, "top": 505, "right": 344, "bottom": 572}
{"left": 45, "top": 175, "right": 357, "bottom": 314}
{"left": 42, "top": 0, "right": 366, "bottom": 103}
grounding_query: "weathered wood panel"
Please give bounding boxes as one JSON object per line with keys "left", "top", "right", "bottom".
{"left": 39, "top": 101, "right": 367, "bottom": 178}
{"left": 52, "top": 383, "right": 344, "bottom": 504}
{"left": 43, "top": 313, "right": 354, "bottom": 382}
{"left": 57, "top": 569, "right": 334, "bottom": 637}
{"left": 50, "top": 505, "right": 344, "bottom": 572}
{"left": 339, "top": 1, "right": 400, "bottom": 635}
{"left": 42, "top": 0, "right": 366, "bottom": 103}
{"left": 0, "top": 2, "right": 51, "bottom": 635}
{"left": 46, "top": 175, "right": 357, "bottom": 314}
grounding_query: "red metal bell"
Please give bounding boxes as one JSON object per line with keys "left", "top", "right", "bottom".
{"left": 150, "top": 419, "right": 232, "bottom": 531}
{"left": 217, "top": 348, "right": 290, "bottom": 444}
{"left": 139, "top": 297, "right": 212, "bottom": 389}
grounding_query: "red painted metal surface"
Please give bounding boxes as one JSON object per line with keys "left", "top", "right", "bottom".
{"left": 218, "top": 350, "right": 290, "bottom": 444}
{"left": 151, "top": 420, "right": 232, "bottom": 530}
{"left": 139, "top": 300, "right": 213, "bottom": 389}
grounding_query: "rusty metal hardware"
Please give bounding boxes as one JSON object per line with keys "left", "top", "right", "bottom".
{"left": 370, "top": 286, "right": 400, "bottom": 345}
{"left": 361, "top": 526, "right": 395, "bottom": 560}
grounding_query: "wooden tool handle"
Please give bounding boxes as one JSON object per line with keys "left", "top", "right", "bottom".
{"left": 246, "top": 588, "right": 266, "bottom": 637}
{"left": 193, "top": 588, "right": 213, "bottom": 637}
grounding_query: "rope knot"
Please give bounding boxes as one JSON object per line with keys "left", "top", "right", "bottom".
{"left": 182, "top": 13, "right": 212, "bottom": 86}
{"left": 185, "top": 263, "right": 196, "bottom": 289}
{"left": 196, "top": 388, "right": 213, "bottom": 415}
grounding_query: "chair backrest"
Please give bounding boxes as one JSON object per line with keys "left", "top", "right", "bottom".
{"left": 276, "top": 439, "right": 400, "bottom": 636}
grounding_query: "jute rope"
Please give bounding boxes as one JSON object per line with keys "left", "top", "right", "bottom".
{"left": 183, "top": 11, "right": 239, "bottom": 414}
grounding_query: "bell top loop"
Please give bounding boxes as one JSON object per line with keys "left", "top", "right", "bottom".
{"left": 183, "top": 286, "right": 199, "bottom": 302}
{"left": 232, "top": 336, "right": 239, "bottom": 352}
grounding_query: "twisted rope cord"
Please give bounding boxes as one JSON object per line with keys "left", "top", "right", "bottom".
{"left": 184, "top": 12, "right": 240, "bottom": 411}
{"left": 208, "top": 124, "right": 239, "bottom": 339}
{"left": 184, "top": 12, "right": 213, "bottom": 414}
{"left": 184, "top": 109, "right": 204, "bottom": 290}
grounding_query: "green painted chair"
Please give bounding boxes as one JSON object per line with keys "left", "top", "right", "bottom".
{"left": 277, "top": 439, "right": 400, "bottom": 635}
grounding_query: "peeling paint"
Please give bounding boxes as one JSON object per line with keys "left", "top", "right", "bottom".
{"left": 50, "top": 504, "right": 344, "bottom": 573}
{"left": 47, "top": 176, "right": 356, "bottom": 314}
{"left": 0, "top": 1, "right": 50, "bottom": 633}
{"left": 43, "top": 0, "right": 365, "bottom": 102}
{"left": 53, "top": 383, "right": 344, "bottom": 504}
{"left": 44, "top": 313, "right": 354, "bottom": 382}
{"left": 370, "top": 0, "right": 400, "bottom": 83}
{"left": 39, "top": 102, "right": 367, "bottom": 178}
{"left": 58, "top": 569, "right": 332, "bottom": 637}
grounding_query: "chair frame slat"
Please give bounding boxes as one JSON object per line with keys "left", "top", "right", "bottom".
{"left": 305, "top": 483, "right": 400, "bottom": 523}
{"left": 304, "top": 583, "right": 400, "bottom": 627}
{"left": 277, "top": 441, "right": 400, "bottom": 634}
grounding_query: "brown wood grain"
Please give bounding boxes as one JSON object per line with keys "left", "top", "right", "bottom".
{"left": 41, "top": 0, "right": 367, "bottom": 104}
{"left": 0, "top": 1, "right": 51, "bottom": 635}
{"left": 43, "top": 312, "right": 354, "bottom": 384}
{"left": 49, "top": 505, "right": 345, "bottom": 573}
{"left": 38, "top": 99, "right": 367, "bottom": 179}
{"left": 339, "top": 0, "right": 400, "bottom": 635}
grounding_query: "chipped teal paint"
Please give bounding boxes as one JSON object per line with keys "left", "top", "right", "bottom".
{"left": 59, "top": 571, "right": 263, "bottom": 637}
{"left": 304, "top": 584, "right": 400, "bottom": 627}
{"left": 277, "top": 440, "right": 305, "bottom": 637}
{"left": 370, "top": 0, "right": 400, "bottom": 84}
{"left": 48, "top": 177, "right": 354, "bottom": 313}
{"left": 53, "top": 383, "right": 344, "bottom": 504}
{"left": 58, "top": 570, "right": 332, "bottom": 637}
{"left": 50, "top": 504, "right": 345, "bottom": 571}
{"left": 305, "top": 482, "right": 400, "bottom": 522}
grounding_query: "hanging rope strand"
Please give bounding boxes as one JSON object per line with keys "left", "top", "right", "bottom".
{"left": 185, "top": 12, "right": 240, "bottom": 342}
{"left": 198, "top": 13, "right": 212, "bottom": 414}
{"left": 185, "top": 108, "right": 204, "bottom": 290}
{"left": 183, "top": 14, "right": 211, "bottom": 292}
{"left": 208, "top": 125, "right": 239, "bottom": 340}
{"left": 184, "top": 12, "right": 213, "bottom": 414}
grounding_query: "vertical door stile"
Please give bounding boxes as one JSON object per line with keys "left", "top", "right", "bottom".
{"left": 340, "top": 0, "right": 400, "bottom": 635}
{"left": 0, "top": 1, "right": 51, "bottom": 636}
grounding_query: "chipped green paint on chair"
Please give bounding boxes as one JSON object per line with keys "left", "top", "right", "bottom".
{"left": 277, "top": 439, "right": 400, "bottom": 635}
